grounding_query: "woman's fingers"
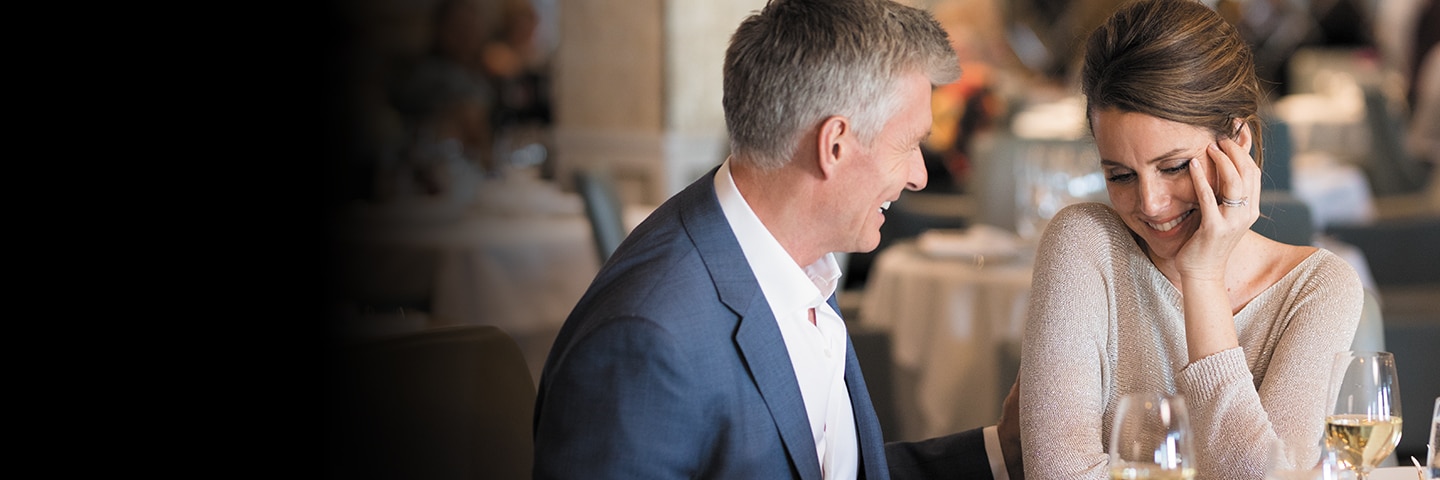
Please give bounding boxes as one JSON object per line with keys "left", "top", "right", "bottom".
{"left": 1209, "top": 142, "right": 1244, "bottom": 206}
{"left": 1189, "top": 153, "right": 1220, "bottom": 217}
{"left": 1212, "top": 137, "right": 1261, "bottom": 224}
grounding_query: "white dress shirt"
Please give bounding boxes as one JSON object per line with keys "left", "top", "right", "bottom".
{"left": 715, "top": 160, "right": 858, "bottom": 479}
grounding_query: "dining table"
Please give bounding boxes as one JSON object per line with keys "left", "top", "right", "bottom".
{"left": 1369, "top": 465, "right": 1428, "bottom": 480}
{"left": 858, "top": 226, "right": 1036, "bottom": 441}
{"left": 335, "top": 169, "right": 652, "bottom": 383}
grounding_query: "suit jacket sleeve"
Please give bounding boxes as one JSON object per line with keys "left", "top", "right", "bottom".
{"left": 534, "top": 314, "right": 711, "bottom": 479}
{"left": 884, "top": 427, "right": 992, "bottom": 479}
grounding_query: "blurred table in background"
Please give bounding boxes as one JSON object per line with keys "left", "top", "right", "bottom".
{"left": 970, "top": 96, "right": 1108, "bottom": 242}
{"left": 858, "top": 231, "right": 1034, "bottom": 441}
{"left": 1273, "top": 47, "right": 1403, "bottom": 229}
{"left": 335, "top": 171, "right": 651, "bottom": 382}
{"left": 1274, "top": 82, "right": 1380, "bottom": 229}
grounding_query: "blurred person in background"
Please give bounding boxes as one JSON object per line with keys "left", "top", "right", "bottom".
{"left": 1407, "top": 0, "right": 1440, "bottom": 175}
{"left": 921, "top": 0, "right": 1025, "bottom": 193}
{"left": 477, "top": 0, "right": 555, "bottom": 177}
{"left": 481, "top": 0, "right": 553, "bottom": 132}
{"left": 922, "top": 61, "right": 1002, "bottom": 194}
{"left": 1018, "top": 1, "right": 1364, "bottom": 478}
{"left": 367, "top": 0, "right": 500, "bottom": 197}
{"left": 383, "top": 58, "right": 494, "bottom": 200}
{"left": 1409, "top": 43, "right": 1440, "bottom": 208}
{"left": 429, "top": 0, "right": 501, "bottom": 86}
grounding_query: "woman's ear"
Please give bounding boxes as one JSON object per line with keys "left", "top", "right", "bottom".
{"left": 1232, "top": 117, "right": 1253, "bottom": 152}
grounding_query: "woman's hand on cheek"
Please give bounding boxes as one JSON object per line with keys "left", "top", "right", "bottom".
{"left": 1174, "top": 138, "right": 1260, "bottom": 282}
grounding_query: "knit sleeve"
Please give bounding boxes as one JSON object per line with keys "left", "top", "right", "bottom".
{"left": 1019, "top": 203, "right": 1124, "bottom": 479}
{"left": 1175, "top": 250, "right": 1364, "bottom": 478}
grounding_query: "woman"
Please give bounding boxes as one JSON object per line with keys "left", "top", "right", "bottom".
{"left": 1017, "top": 0, "right": 1364, "bottom": 478}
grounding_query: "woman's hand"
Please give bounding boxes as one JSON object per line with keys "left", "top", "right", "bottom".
{"left": 1174, "top": 128, "right": 1259, "bottom": 362}
{"left": 1174, "top": 131, "right": 1261, "bottom": 283}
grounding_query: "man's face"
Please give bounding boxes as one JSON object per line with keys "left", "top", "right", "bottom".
{"left": 832, "top": 72, "right": 932, "bottom": 254}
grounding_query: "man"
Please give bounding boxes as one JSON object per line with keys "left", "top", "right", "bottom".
{"left": 533, "top": 0, "right": 1017, "bottom": 478}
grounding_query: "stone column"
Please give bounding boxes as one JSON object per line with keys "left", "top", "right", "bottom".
{"left": 551, "top": 0, "right": 763, "bottom": 205}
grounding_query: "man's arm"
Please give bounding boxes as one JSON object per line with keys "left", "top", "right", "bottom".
{"left": 533, "top": 316, "right": 709, "bottom": 479}
{"left": 884, "top": 379, "right": 1023, "bottom": 480}
{"left": 885, "top": 426, "right": 991, "bottom": 479}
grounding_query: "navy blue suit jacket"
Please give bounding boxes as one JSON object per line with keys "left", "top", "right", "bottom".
{"left": 532, "top": 168, "right": 991, "bottom": 479}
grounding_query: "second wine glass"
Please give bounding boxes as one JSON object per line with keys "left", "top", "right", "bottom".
{"left": 1110, "top": 392, "right": 1197, "bottom": 479}
{"left": 1325, "top": 350, "right": 1403, "bottom": 480}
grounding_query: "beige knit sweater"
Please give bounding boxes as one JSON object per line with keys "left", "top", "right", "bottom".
{"left": 1018, "top": 202, "right": 1363, "bottom": 479}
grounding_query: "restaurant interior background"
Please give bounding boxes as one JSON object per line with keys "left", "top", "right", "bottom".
{"left": 322, "top": 0, "right": 1439, "bottom": 475}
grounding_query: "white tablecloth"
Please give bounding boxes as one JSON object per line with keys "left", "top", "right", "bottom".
{"left": 1369, "top": 466, "right": 1427, "bottom": 480}
{"left": 1293, "top": 152, "right": 1378, "bottom": 229}
{"left": 858, "top": 240, "right": 1034, "bottom": 441}
{"left": 337, "top": 178, "right": 606, "bottom": 382}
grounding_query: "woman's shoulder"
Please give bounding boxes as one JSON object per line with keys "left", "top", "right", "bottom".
{"left": 1035, "top": 202, "right": 1142, "bottom": 268}
{"left": 1045, "top": 202, "right": 1131, "bottom": 242}
{"left": 1294, "top": 246, "right": 1358, "bottom": 277}
{"left": 1283, "top": 246, "right": 1365, "bottom": 302}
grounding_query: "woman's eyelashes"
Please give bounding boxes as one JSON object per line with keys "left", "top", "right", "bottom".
{"left": 1160, "top": 160, "right": 1192, "bottom": 175}
{"left": 1105, "top": 160, "right": 1191, "bottom": 183}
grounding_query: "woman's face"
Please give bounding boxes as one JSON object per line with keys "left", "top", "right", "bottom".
{"left": 1091, "top": 109, "right": 1220, "bottom": 260}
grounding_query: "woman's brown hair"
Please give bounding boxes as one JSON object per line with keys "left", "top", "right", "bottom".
{"left": 1081, "top": 0, "right": 1264, "bottom": 168}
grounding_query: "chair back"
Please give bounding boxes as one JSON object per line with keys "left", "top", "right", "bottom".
{"left": 1351, "top": 288, "right": 1386, "bottom": 353}
{"left": 573, "top": 168, "right": 629, "bottom": 264}
{"left": 848, "top": 321, "right": 898, "bottom": 442}
{"left": 1361, "top": 87, "right": 1428, "bottom": 196}
{"left": 1260, "top": 119, "right": 1294, "bottom": 191}
{"left": 330, "top": 325, "right": 535, "bottom": 480}
{"left": 1252, "top": 190, "right": 1316, "bottom": 246}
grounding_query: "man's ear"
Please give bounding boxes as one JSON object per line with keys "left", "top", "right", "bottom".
{"left": 816, "top": 115, "right": 849, "bottom": 179}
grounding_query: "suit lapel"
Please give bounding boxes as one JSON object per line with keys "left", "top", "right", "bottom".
{"left": 844, "top": 332, "right": 889, "bottom": 480}
{"left": 678, "top": 170, "right": 822, "bottom": 480}
{"left": 736, "top": 303, "right": 822, "bottom": 480}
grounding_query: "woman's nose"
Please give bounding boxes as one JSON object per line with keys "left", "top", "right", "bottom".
{"left": 1136, "top": 177, "right": 1169, "bottom": 216}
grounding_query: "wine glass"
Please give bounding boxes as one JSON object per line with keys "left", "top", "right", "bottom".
{"left": 1325, "top": 351, "right": 1403, "bottom": 480}
{"left": 1265, "top": 437, "right": 1355, "bottom": 480}
{"left": 1109, "top": 392, "right": 1197, "bottom": 479}
{"left": 1428, "top": 396, "right": 1437, "bottom": 480}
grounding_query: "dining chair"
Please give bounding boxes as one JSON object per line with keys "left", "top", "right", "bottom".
{"left": 847, "top": 319, "right": 899, "bottom": 442}
{"left": 1252, "top": 190, "right": 1316, "bottom": 246}
{"left": 1360, "top": 86, "right": 1429, "bottom": 197}
{"left": 334, "top": 241, "right": 439, "bottom": 314}
{"left": 330, "top": 325, "right": 536, "bottom": 480}
{"left": 1260, "top": 118, "right": 1294, "bottom": 192}
{"left": 573, "top": 167, "right": 629, "bottom": 264}
{"left": 1351, "top": 288, "right": 1385, "bottom": 353}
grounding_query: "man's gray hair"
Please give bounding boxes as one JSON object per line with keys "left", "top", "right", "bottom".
{"left": 723, "top": 0, "right": 960, "bottom": 170}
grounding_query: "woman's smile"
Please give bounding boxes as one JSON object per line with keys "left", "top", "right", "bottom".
{"left": 1145, "top": 208, "right": 1195, "bottom": 233}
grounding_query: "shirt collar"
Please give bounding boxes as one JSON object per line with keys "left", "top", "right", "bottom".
{"left": 714, "top": 159, "right": 843, "bottom": 312}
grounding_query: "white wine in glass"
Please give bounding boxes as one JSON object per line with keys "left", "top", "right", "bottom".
{"left": 1109, "top": 392, "right": 1197, "bottom": 480}
{"left": 1325, "top": 351, "right": 1402, "bottom": 479}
